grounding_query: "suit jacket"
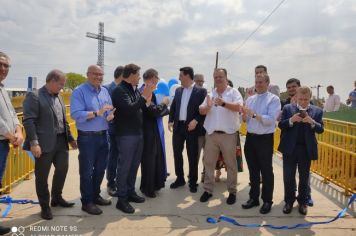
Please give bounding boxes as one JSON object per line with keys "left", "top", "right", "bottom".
{"left": 278, "top": 104, "right": 324, "bottom": 160}
{"left": 23, "top": 86, "right": 74, "bottom": 153}
{"left": 168, "top": 85, "right": 207, "bottom": 134}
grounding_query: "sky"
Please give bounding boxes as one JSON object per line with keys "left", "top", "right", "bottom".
{"left": 1, "top": 0, "right": 356, "bottom": 101}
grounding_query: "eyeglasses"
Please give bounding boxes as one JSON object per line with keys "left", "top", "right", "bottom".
{"left": 0, "top": 62, "right": 11, "bottom": 69}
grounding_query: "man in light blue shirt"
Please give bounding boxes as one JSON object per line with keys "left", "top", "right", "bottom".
{"left": 70, "top": 64, "right": 115, "bottom": 215}
{"left": 241, "top": 66, "right": 281, "bottom": 214}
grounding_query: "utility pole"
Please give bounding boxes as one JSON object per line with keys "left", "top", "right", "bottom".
{"left": 311, "top": 84, "right": 323, "bottom": 103}
{"left": 86, "top": 22, "right": 115, "bottom": 72}
{"left": 215, "top": 51, "right": 219, "bottom": 69}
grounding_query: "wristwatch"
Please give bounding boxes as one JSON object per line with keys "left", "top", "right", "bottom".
{"left": 93, "top": 111, "right": 98, "bottom": 117}
{"left": 222, "top": 102, "right": 226, "bottom": 107}
{"left": 252, "top": 113, "right": 257, "bottom": 119}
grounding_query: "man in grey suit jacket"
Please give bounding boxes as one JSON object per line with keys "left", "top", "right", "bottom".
{"left": 23, "top": 70, "right": 77, "bottom": 220}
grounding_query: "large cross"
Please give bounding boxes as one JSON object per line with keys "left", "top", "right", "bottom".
{"left": 86, "top": 22, "right": 115, "bottom": 70}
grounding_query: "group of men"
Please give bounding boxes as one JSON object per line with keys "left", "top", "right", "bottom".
{"left": 0, "top": 49, "right": 326, "bottom": 234}
{"left": 167, "top": 65, "right": 324, "bottom": 217}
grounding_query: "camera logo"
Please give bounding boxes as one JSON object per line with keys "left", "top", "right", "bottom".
{"left": 11, "top": 226, "right": 25, "bottom": 236}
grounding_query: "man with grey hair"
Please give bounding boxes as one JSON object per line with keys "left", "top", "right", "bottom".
{"left": 23, "top": 69, "right": 78, "bottom": 220}
{"left": 241, "top": 69, "right": 281, "bottom": 214}
{"left": 0, "top": 51, "right": 23, "bottom": 234}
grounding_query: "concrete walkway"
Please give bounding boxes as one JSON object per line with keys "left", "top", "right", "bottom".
{"left": 1, "top": 126, "right": 356, "bottom": 236}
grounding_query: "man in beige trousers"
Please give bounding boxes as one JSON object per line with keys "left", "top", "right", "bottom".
{"left": 199, "top": 68, "right": 243, "bottom": 205}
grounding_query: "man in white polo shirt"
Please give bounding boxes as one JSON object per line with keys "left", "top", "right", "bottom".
{"left": 199, "top": 68, "right": 243, "bottom": 205}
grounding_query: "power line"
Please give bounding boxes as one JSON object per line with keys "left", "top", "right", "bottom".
{"left": 222, "top": 0, "right": 287, "bottom": 63}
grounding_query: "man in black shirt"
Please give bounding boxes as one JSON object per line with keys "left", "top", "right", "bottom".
{"left": 111, "top": 64, "right": 155, "bottom": 214}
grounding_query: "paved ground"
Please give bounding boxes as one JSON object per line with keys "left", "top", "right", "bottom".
{"left": 1, "top": 123, "right": 356, "bottom": 236}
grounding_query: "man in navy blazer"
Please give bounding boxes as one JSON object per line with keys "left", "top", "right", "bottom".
{"left": 168, "top": 67, "right": 207, "bottom": 193}
{"left": 278, "top": 86, "right": 324, "bottom": 215}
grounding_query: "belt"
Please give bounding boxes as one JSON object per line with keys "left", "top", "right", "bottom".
{"left": 214, "top": 130, "right": 226, "bottom": 134}
{"left": 247, "top": 132, "right": 273, "bottom": 136}
{"left": 78, "top": 130, "right": 106, "bottom": 136}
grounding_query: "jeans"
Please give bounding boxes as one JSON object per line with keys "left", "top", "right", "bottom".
{"left": 77, "top": 133, "right": 108, "bottom": 205}
{"left": 0, "top": 140, "right": 9, "bottom": 185}
{"left": 116, "top": 135, "right": 143, "bottom": 200}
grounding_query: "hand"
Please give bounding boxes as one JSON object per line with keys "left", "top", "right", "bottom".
{"left": 206, "top": 95, "right": 213, "bottom": 108}
{"left": 214, "top": 97, "right": 225, "bottom": 106}
{"left": 346, "top": 98, "right": 351, "bottom": 105}
{"left": 31, "top": 145, "right": 42, "bottom": 158}
{"left": 302, "top": 114, "right": 314, "bottom": 124}
{"left": 290, "top": 113, "right": 303, "bottom": 123}
{"left": 70, "top": 140, "right": 78, "bottom": 149}
{"left": 106, "top": 108, "right": 116, "bottom": 121}
{"left": 162, "top": 96, "right": 170, "bottom": 105}
{"left": 241, "top": 106, "right": 254, "bottom": 117}
{"left": 187, "top": 119, "right": 198, "bottom": 131}
{"left": 168, "top": 122, "right": 174, "bottom": 132}
{"left": 13, "top": 132, "right": 24, "bottom": 147}
{"left": 142, "top": 83, "right": 155, "bottom": 100}
{"left": 98, "top": 104, "right": 114, "bottom": 116}
{"left": 4, "top": 132, "right": 16, "bottom": 144}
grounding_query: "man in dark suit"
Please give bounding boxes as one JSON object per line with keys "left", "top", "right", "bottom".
{"left": 23, "top": 70, "right": 77, "bottom": 220}
{"left": 111, "top": 64, "right": 155, "bottom": 214}
{"left": 168, "top": 67, "right": 207, "bottom": 193}
{"left": 278, "top": 86, "right": 324, "bottom": 215}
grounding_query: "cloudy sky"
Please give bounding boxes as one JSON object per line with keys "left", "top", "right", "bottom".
{"left": 1, "top": 0, "right": 356, "bottom": 101}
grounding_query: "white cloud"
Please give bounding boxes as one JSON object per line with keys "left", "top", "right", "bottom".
{"left": 1, "top": 0, "right": 355, "bottom": 102}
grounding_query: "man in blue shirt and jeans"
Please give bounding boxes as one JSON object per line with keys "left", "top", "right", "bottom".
{"left": 70, "top": 64, "right": 115, "bottom": 215}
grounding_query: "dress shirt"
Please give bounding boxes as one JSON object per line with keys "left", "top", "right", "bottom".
{"left": 201, "top": 86, "right": 243, "bottom": 135}
{"left": 179, "top": 83, "right": 194, "bottom": 121}
{"left": 0, "top": 83, "right": 20, "bottom": 140}
{"left": 245, "top": 91, "right": 281, "bottom": 134}
{"left": 52, "top": 95, "right": 65, "bottom": 134}
{"left": 324, "top": 94, "right": 340, "bottom": 112}
{"left": 70, "top": 82, "right": 112, "bottom": 131}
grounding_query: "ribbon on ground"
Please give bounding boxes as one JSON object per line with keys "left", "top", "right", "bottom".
{"left": 207, "top": 193, "right": 356, "bottom": 229}
{"left": 0, "top": 195, "right": 39, "bottom": 218}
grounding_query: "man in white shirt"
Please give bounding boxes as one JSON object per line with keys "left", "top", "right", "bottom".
{"left": 324, "top": 85, "right": 340, "bottom": 112}
{"left": 241, "top": 71, "right": 281, "bottom": 214}
{"left": 199, "top": 68, "right": 243, "bottom": 205}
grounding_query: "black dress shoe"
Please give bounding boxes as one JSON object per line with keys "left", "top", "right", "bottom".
{"left": 94, "top": 196, "right": 112, "bottom": 206}
{"left": 107, "top": 186, "right": 118, "bottom": 197}
{"left": 283, "top": 203, "right": 293, "bottom": 214}
{"left": 116, "top": 199, "right": 135, "bottom": 214}
{"left": 226, "top": 193, "right": 236, "bottom": 205}
{"left": 298, "top": 204, "right": 308, "bottom": 215}
{"left": 189, "top": 184, "right": 198, "bottom": 193}
{"left": 128, "top": 193, "right": 145, "bottom": 203}
{"left": 0, "top": 226, "right": 11, "bottom": 235}
{"left": 200, "top": 191, "right": 213, "bottom": 202}
{"left": 51, "top": 196, "right": 75, "bottom": 208}
{"left": 40, "top": 207, "right": 53, "bottom": 220}
{"left": 142, "top": 191, "right": 156, "bottom": 198}
{"left": 170, "top": 179, "right": 186, "bottom": 189}
{"left": 81, "top": 203, "right": 102, "bottom": 215}
{"left": 242, "top": 199, "right": 260, "bottom": 209}
{"left": 259, "top": 202, "right": 272, "bottom": 214}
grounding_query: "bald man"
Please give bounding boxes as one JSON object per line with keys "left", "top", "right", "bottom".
{"left": 71, "top": 65, "right": 115, "bottom": 215}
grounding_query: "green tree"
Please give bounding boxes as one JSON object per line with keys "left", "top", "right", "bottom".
{"left": 65, "top": 72, "right": 86, "bottom": 90}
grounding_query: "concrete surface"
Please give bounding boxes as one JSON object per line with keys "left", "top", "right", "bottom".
{"left": 1, "top": 124, "right": 355, "bottom": 236}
